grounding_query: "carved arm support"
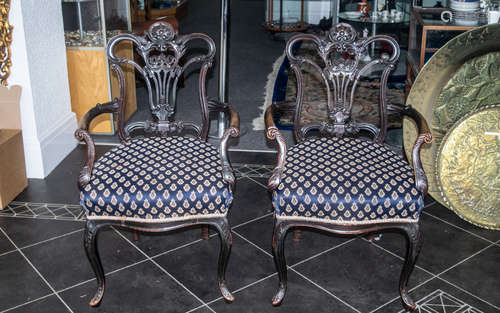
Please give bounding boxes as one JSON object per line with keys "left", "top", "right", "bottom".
{"left": 74, "top": 99, "right": 120, "bottom": 189}
{"left": 394, "top": 105, "right": 433, "bottom": 195}
{"left": 265, "top": 106, "right": 287, "bottom": 191}
{"left": 217, "top": 105, "right": 240, "bottom": 187}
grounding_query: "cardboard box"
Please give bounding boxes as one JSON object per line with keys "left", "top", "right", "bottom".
{"left": 0, "top": 129, "right": 28, "bottom": 208}
{"left": 0, "top": 85, "right": 27, "bottom": 209}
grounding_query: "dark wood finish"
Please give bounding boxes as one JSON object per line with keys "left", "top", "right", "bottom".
{"left": 84, "top": 216, "right": 234, "bottom": 306}
{"left": 265, "top": 24, "right": 433, "bottom": 311}
{"left": 201, "top": 225, "right": 210, "bottom": 240}
{"left": 271, "top": 219, "right": 422, "bottom": 309}
{"left": 75, "top": 22, "right": 239, "bottom": 306}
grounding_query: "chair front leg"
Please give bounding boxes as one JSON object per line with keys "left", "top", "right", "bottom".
{"left": 83, "top": 220, "right": 106, "bottom": 307}
{"left": 399, "top": 222, "right": 422, "bottom": 311}
{"left": 271, "top": 218, "right": 289, "bottom": 306}
{"left": 213, "top": 217, "right": 234, "bottom": 302}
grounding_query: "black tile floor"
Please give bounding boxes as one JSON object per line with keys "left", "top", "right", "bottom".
{"left": 0, "top": 146, "right": 499, "bottom": 313}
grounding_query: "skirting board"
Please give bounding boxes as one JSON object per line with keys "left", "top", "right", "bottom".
{"left": 23, "top": 112, "right": 78, "bottom": 178}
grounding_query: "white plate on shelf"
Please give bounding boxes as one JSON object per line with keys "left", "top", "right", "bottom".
{"left": 342, "top": 11, "right": 362, "bottom": 19}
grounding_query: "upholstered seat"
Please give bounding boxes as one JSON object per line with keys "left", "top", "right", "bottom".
{"left": 75, "top": 23, "right": 239, "bottom": 306}
{"left": 272, "top": 137, "right": 423, "bottom": 224}
{"left": 265, "top": 23, "right": 433, "bottom": 311}
{"left": 81, "top": 136, "right": 233, "bottom": 221}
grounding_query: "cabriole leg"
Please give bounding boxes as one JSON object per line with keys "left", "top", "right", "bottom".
{"left": 271, "top": 218, "right": 289, "bottom": 306}
{"left": 83, "top": 220, "right": 105, "bottom": 307}
{"left": 399, "top": 222, "right": 422, "bottom": 311}
{"left": 214, "top": 218, "right": 234, "bottom": 302}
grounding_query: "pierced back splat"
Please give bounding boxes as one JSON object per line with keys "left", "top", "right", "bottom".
{"left": 286, "top": 23, "right": 400, "bottom": 144}
{"left": 107, "top": 22, "right": 216, "bottom": 141}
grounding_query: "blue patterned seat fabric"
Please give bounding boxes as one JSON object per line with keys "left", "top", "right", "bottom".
{"left": 81, "top": 136, "right": 233, "bottom": 222}
{"left": 272, "top": 137, "right": 424, "bottom": 224}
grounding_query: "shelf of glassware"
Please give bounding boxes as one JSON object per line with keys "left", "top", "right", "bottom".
{"left": 62, "top": 0, "right": 137, "bottom": 134}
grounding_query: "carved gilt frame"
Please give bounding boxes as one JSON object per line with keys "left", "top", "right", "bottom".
{"left": 0, "top": 0, "right": 12, "bottom": 86}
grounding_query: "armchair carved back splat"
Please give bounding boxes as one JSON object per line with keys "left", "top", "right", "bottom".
{"left": 286, "top": 23, "right": 400, "bottom": 144}
{"left": 107, "top": 22, "right": 216, "bottom": 141}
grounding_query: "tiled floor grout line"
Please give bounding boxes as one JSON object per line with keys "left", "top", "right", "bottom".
{"left": 187, "top": 233, "right": 358, "bottom": 312}
{"left": 289, "top": 268, "right": 362, "bottom": 313}
{"left": 112, "top": 227, "right": 217, "bottom": 313}
{"left": 422, "top": 211, "right": 497, "bottom": 245}
{"left": 367, "top": 275, "right": 437, "bottom": 313}
{"left": 150, "top": 237, "right": 206, "bottom": 258}
{"left": 231, "top": 230, "right": 362, "bottom": 313}
{"left": 0, "top": 227, "right": 74, "bottom": 313}
{"left": 21, "top": 229, "right": 84, "bottom": 250}
{"left": 289, "top": 237, "right": 357, "bottom": 269}
{"left": 436, "top": 242, "right": 496, "bottom": 278}
{"left": 42, "top": 204, "right": 59, "bottom": 218}
{"left": 231, "top": 231, "right": 273, "bottom": 259}
{"left": 0, "top": 228, "right": 85, "bottom": 258}
{"left": 245, "top": 176, "right": 268, "bottom": 189}
{"left": 1, "top": 195, "right": 496, "bottom": 312}
{"left": 231, "top": 212, "right": 273, "bottom": 230}
{"left": 0, "top": 293, "right": 55, "bottom": 313}
{"left": 184, "top": 272, "right": 279, "bottom": 313}
{"left": 0, "top": 208, "right": 276, "bottom": 311}
{"left": 9, "top": 201, "right": 81, "bottom": 208}
{"left": 436, "top": 276, "right": 500, "bottom": 311}
{"left": 0, "top": 253, "right": 153, "bottom": 312}
{"left": 361, "top": 237, "right": 436, "bottom": 277}
{"left": 0, "top": 214, "right": 85, "bottom": 222}
{"left": 365, "top": 239, "right": 499, "bottom": 312}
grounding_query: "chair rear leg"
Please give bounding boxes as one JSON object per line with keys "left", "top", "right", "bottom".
{"left": 293, "top": 229, "right": 301, "bottom": 242}
{"left": 399, "top": 222, "right": 422, "bottom": 311}
{"left": 201, "top": 225, "right": 210, "bottom": 240}
{"left": 214, "top": 218, "right": 234, "bottom": 302}
{"left": 83, "top": 220, "right": 105, "bottom": 307}
{"left": 272, "top": 219, "right": 289, "bottom": 306}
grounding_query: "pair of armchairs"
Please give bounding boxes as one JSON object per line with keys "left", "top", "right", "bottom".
{"left": 75, "top": 22, "right": 432, "bottom": 311}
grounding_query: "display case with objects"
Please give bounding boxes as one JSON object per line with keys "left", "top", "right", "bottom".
{"left": 405, "top": 7, "right": 486, "bottom": 97}
{"left": 62, "top": 0, "right": 136, "bottom": 134}
{"left": 264, "top": 0, "right": 308, "bottom": 31}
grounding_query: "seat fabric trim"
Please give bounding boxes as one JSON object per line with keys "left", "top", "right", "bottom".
{"left": 86, "top": 213, "right": 227, "bottom": 223}
{"left": 275, "top": 215, "right": 418, "bottom": 225}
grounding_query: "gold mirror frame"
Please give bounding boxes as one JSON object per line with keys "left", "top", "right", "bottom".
{"left": 0, "top": 0, "right": 12, "bottom": 86}
{"left": 403, "top": 23, "right": 500, "bottom": 207}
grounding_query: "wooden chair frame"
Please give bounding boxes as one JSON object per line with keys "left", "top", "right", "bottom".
{"left": 75, "top": 22, "right": 239, "bottom": 306}
{"left": 265, "top": 23, "right": 433, "bottom": 311}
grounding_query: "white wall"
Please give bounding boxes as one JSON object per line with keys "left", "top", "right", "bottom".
{"left": 9, "top": 0, "right": 77, "bottom": 178}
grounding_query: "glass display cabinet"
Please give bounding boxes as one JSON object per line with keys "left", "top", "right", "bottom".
{"left": 62, "top": 0, "right": 136, "bottom": 134}
{"left": 264, "top": 0, "right": 308, "bottom": 31}
{"left": 405, "top": 7, "right": 486, "bottom": 97}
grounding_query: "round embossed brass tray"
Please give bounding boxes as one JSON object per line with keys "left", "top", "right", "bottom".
{"left": 436, "top": 106, "right": 500, "bottom": 230}
{"left": 403, "top": 23, "right": 500, "bottom": 207}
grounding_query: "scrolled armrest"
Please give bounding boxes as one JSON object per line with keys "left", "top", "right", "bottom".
{"left": 398, "top": 105, "right": 433, "bottom": 195}
{"left": 78, "top": 99, "right": 120, "bottom": 131}
{"left": 74, "top": 100, "right": 120, "bottom": 189}
{"left": 220, "top": 107, "right": 240, "bottom": 187}
{"left": 74, "top": 129, "right": 96, "bottom": 189}
{"left": 265, "top": 106, "right": 287, "bottom": 191}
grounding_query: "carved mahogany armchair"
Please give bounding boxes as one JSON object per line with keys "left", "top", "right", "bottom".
{"left": 265, "top": 23, "right": 433, "bottom": 311}
{"left": 75, "top": 22, "right": 239, "bottom": 306}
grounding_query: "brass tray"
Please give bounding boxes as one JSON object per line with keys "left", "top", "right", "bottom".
{"left": 437, "top": 105, "right": 500, "bottom": 230}
{"left": 403, "top": 23, "right": 500, "bottom": 206}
